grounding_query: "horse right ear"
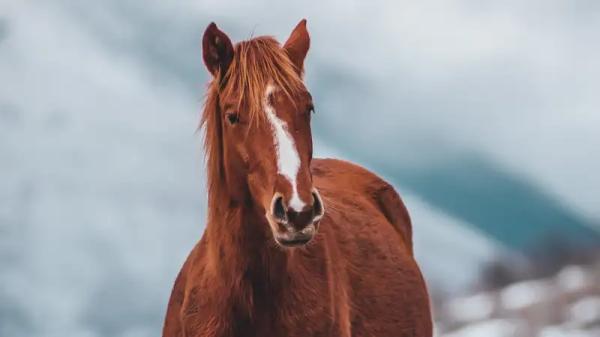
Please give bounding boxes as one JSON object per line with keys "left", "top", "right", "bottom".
{"left": 202, "top": 22, "right": 234, "bottom": 78}
{"left": 283, "top": 19, "right": 310, "bottom": 75}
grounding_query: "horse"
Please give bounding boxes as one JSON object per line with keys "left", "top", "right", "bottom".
{"left": 162, "top": 20, "right": 432, "bottom": 337}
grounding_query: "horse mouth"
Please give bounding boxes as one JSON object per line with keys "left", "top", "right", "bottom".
{"left": 273, "top": 228, "right": 315, "bottom": 247}
{"left": 268, "top": 217, "right": 317, "bottom": 248}
{"left": 276, "top": 236, "right": 312, "bottom": 247}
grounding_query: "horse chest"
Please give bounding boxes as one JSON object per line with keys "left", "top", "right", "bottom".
{"left": 233, "top": 277, "right": 337, "bottom": 337}
{"left": 182, "top": 267, "right": 342, "bottom": 337}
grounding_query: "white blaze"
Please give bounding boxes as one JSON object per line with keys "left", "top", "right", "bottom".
{"left": 264, "top": 85, "right": 305, "bottom": 212}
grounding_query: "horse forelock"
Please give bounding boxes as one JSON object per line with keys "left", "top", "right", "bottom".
{"left": 222, "top": 36, "right": 304, "bottom": 125}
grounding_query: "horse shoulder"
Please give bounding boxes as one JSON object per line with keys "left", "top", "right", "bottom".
{"left": 163, "top": 238, "right": 217, "bottom": 337}
{"left": 163, "top": 253, "right": 191, "bottom": 337}
{"left": 312, "top": 158, "right": 413, "bottom": 254}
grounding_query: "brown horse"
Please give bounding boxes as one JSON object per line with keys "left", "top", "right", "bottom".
{"left": 163, "top": 20, "right": 432, "bottom": 337}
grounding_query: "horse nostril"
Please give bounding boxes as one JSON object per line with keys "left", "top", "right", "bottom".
{"left": 272, "top": 195, "right": 287, "bottom": 222}
{"left": 312, "top": 190, "right": 324, "bottom": 219}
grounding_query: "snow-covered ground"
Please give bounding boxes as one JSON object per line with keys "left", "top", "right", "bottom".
{"left": 438, "top": 263, "right": 600, "bottom": 337}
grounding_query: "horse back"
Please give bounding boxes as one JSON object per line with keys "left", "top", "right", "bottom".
{"left": 311, "top": 158, "right": 413, "bottom": 254}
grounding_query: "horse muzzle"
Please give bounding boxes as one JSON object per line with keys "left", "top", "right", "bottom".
{"left": 266, "top": 189, "right": 324, "bottom": 247}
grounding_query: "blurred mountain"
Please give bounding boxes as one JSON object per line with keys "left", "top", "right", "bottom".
{"left": 55, "top": 0, "right": 600, "bottom": 252}
{"left": 389, "top": 155, "right": 599, "bottom": 251}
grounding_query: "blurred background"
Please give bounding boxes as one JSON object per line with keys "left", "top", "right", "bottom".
{"left": 1, "top": 1, "right": 599, "bottom": 336}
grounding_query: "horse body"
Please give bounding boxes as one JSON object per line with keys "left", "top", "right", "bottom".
{"left": 164, "top": 159, "right": 431, "bottom": 337}
{"left": 163, "top": 20, "right": 432, "bottom": 337}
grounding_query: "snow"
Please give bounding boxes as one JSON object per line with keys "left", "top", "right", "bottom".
{"left": 539, "top": 326, "right": 598, "bottom": 337}
{"left": 442, "top": 319, "right": 522, "bottom": 337}
{"left": 500, "top": 279, "right": 552, "bottom": 311}
{"left": 556, "top": 265, "right": 591, "bottom": 293}
{"left": 568, "top": 296, "right": 600, "bottom": 326}
{"left": 445, "top": 293, "right": 495, "bottom": 323}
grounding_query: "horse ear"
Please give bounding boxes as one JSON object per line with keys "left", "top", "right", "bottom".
{"left": 202, "top": 22, "right": 234, "bottom": 78}
{"left": 283, "top": 19, "right": 310, "bottom": 74}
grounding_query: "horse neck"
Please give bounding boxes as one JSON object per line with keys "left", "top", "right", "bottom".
{"left": 204, "top": 190, "right": 289, "bottom": 288}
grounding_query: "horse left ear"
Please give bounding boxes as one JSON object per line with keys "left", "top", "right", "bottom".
{"left": 283, "top": 19, "right": 310, "bottom": 74}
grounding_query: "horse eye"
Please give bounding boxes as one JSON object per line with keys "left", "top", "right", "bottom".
{"left": 226, "top": 112, "right": 239, "bottom": 125}
{"left": 307, "top": 104, "right": 315, "bottom": 114}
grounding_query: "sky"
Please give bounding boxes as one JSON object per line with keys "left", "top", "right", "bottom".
{"left": 1, "top": 1, "right": 599, "bottom": 336}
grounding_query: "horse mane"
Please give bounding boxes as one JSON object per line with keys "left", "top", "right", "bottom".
{"left": 201, "top": 36, "right": 305, "bottom": 213}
